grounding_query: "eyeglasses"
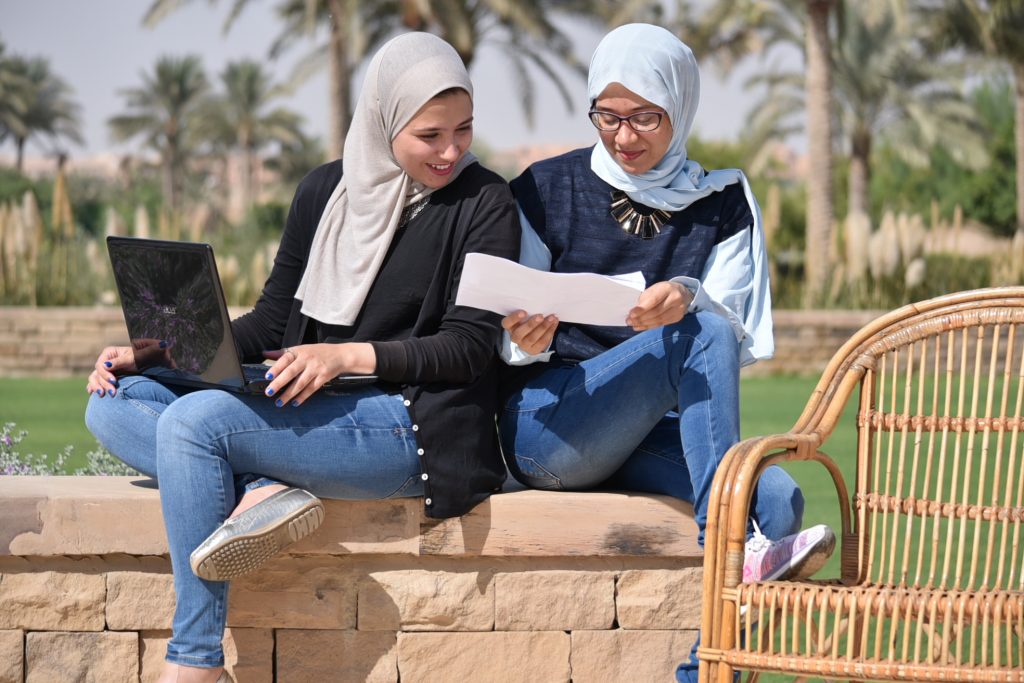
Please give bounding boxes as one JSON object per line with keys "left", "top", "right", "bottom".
{"left": 588, "top": 109, "right": 665, "bottom": 133}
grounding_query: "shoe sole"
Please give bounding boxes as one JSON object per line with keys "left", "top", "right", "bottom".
{"left": 191, "top": 501, "right": 325, "bottom": 581}
{"left": 767, "top": 529, "right": 836, "bottom": 582}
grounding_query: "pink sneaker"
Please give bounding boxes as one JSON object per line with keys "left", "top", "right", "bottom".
{"left": 742, "top": 523, "right": 836, "bottom": 583}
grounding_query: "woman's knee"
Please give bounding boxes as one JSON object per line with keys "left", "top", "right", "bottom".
{"left": 663, "top": 311, "right": 734, "bottom": 351}
{"left": 756, "top": 465, "right": 804, "bottom": 537}
{"left": 85, "top": 381, "right": 141, "bottom": 439}
{"left": 156, "top": 390, "right": 237, "bottom": 448}
{"left": 692, "top": 310, "right": 735, "bottom": 344}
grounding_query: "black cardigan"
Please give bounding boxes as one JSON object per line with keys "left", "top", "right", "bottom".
{"left": 231, "top": 159, "right": 521, "bottom": 518}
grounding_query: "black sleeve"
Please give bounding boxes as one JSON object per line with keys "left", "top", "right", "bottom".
{"left": 371, "top": 180, "right": 521, "bottom": 385}
{"left": 231, "top": 162, "right": 341, "bottom": 360}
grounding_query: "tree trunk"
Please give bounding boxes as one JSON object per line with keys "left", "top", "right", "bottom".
{"left": 803, "top": 0, "right": 836, "bottom": 307}
{"left": 848, "top": 128, "right": 871, "bottom": 219}
{"left": 240, "top": 127, "right": 253, "bottom": 219}
{"left": 162, "top": 151, "right": 176, "bottom": 221}
{"left": 327, "top": 0, "right": 352, "bottom": 160}
{"left": 1015, "top": 63, "right": 1024, "bottom": 237}
{"left": 243, "top": 148, "right": 253, "bottom": 216}
{"left": 15, "top": 138, "right": 25, "bottom": 173}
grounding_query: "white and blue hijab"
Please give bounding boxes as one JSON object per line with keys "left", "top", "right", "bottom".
{"left": 588, "top": 23, "right": 773, "bottom": 364}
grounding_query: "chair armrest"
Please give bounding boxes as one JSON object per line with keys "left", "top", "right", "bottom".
{"left": 711, "top": 432, "right": 853, "bottom": 587}
{"left": 699, "top": 431, "right": 855, "bottom": 674}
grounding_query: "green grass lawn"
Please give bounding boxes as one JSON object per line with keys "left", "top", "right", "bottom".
{"left": 0, "top": 376, "right": 95, "bottom": 471}
{"left": 740, "top": 375, "right": 858, "bottom": 581}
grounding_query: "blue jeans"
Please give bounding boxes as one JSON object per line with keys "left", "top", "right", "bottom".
{"left": 499, "top": 312, "right": 804, "bottom": 545}
{"left": 85, "top": 376, "right": 422, "bottom": 667}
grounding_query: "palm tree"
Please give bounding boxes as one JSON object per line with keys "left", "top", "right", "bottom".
{"left": 392, "top": 0, "right": 587, "bottom": 128}
{"left": 923, "top": 0, "right": 1024, "bottom": 237}
{"left": 142, "top": 0, "right": 591, "bottom": 157}
{"left": 1, "top": 55, "right": 82, "bottom": 172}
{"left": 0, "top": 42, "right": 30, "bottom": 156}
{"left": 260, "top": 0, "right": 402, "bottom": 160}
{"left": 745, "top": 2, "right": 987, "bottom": 220}
{"left": 200, "top": 60, "right": 304, "bottom": 217}
{"left": 108, "top": 56, "right": 210, "bottom": 218}
{"left": 684, "top": 0, "right": 839, "bottom": 306}
{"left": 803, "top": 0, "right": 837, "bottom": 307}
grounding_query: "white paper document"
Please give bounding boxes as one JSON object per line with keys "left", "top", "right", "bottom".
{"left": 456, "top": 253, "right": 644, "bottom": 327}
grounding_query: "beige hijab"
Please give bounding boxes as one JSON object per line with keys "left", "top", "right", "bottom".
{"left": 295, "top": 32, "right": 476, "bottom": 325}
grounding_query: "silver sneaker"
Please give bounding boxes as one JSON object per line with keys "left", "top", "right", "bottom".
{"left": 190, "top": 487, "right": 325, "bottom": 581}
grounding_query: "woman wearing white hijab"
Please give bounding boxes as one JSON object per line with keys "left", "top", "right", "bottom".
{"left": 499, "top": 24, "right": 834, "bottom": 676}
{"left": 85, "top": 32, "right": 519, "bottom": 682}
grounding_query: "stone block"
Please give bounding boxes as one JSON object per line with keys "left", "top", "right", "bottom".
{"left": 289, "top": 498, "right": 419, "bottom": 555}
{"left": 358, "top": 570, "right": 493, "bottom": 631}
{"left": 224, "top": 628, "right": 274, "bottom": 683}
{"left": 140, "top": 628, "right": 272, "bottom": 682}
{"left": 228, "top": 560, "right": 356, "bottom": 629}
{"left": 106, "top": 571, "right": 175, "bottom": 630}
{"left": 139, "top": 630, "right": 170, "bottom": 683}
{"left": 397, "top": 632, "right": 570, "bottom": 683}
{"left": 0, "top": 476, "right": 167, "bottom": 556}
{"left": 495, "top": 571, "right": 614, "bottom": 630}
{"left": 570, "top": 629, "right": 697, "bottom": 683}
{"left": 616, "top": 568, "right": 703, "bottom": 629}
{"left": 0, "top": 572, "right": 106, "bottom": 630}
{"left": 277, "top": 629, "right": 397, "bottom": 682}
{"left": 419, "top": 490, "right": 699, "bottom": 557}
{"left": 26, "top": 631, "right": 138, "bottom": 683}
{"left": 0, "top": 630, "right": 22, "bottom": 683}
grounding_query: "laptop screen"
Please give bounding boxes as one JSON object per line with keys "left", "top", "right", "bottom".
{"left": 107, "top": 237, "right": 246, "bottom": 389}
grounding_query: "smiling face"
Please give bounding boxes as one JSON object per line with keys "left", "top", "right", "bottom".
{"left": 391, "top": 89, "right": 474, "bottom": 189}
{"left": 594, "top": 82, "right": 673, "bottom": 176}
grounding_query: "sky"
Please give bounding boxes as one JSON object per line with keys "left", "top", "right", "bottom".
{"left": 3, "top": 1, "right": 763, "bottom": 160}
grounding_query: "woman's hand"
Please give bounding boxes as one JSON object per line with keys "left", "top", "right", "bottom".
{"left": 626, "top": 281, "right": 693, "bottom": 331}
{"left": 87, "top": 346, "right": 132, "bottom": 397}
{"left": 263, "top": 342, "right": 376, "bottom": 407}
{"left": 502, "top": 310, "right": 558, "bottom": 356}
{"left": 87, "top": 339, "right": 174, "bottom": 397}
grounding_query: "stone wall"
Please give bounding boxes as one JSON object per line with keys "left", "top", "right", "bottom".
{"left": 0, "top": 306, "right": 880, "bottom": 378}
{"left": 0, "top": 477, "right": 703, "bottom": 682}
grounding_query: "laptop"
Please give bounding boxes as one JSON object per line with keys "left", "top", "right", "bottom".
{"left": 106, "top": 236, "right": 377, "bottom": 394}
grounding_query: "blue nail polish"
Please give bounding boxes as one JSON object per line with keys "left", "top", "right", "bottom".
{"left": 104, "top": 361, "right": 112, "bottom": 368}
{"left": 159, "top": 340, "right": 168, "bottom": 348}
{"left": 265, "top": 372, "right": 273, "bottom": 380}
{"left": 265, "top": 387, "right": 274, "bottom": 396}
{"left": 275, "top": 399, "right": 283, "bottom": 407}
{"left": 291, "top": 400, "right": 299, "bottom": 407}
{"left": 98, "top": 389, "right": 105, "bottom": 397}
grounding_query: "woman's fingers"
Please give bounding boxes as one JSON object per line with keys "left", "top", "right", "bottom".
{"left": 88, "top": 346, "right": 130, "bottom": 396}
{"left": 627, "top": 282, "right": 692, "bottom": 330}
{"left": 263, "top": 346, "right": 331, "bottom": 407}
{"left": 507, "top": 313, "right": 558, "bottom": 355}
{"left": 501, "top": 311, "right": 527, "bottom": 331}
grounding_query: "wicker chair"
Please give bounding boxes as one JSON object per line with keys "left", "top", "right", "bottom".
{"left": 698, "top": 288, "right": 1024, "bottom": 683}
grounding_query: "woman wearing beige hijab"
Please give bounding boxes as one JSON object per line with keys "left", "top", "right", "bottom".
{"left": 84, "top": 32, "right": 519, "bottom": 682}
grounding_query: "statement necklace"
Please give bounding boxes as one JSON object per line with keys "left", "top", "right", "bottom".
{"left": 399, "top": 197, "right": 430, "bottom": 227}
{"left": 609, "top": 190, "right": 672, "bottom": 239}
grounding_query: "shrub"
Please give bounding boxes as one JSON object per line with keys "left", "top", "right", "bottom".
{"left": 0, "top": 422, "right": 139, "bottom": 476}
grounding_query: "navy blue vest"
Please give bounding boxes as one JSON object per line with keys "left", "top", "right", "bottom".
{"left": 510, "top": 147, "right": 752, "bottom": 363}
